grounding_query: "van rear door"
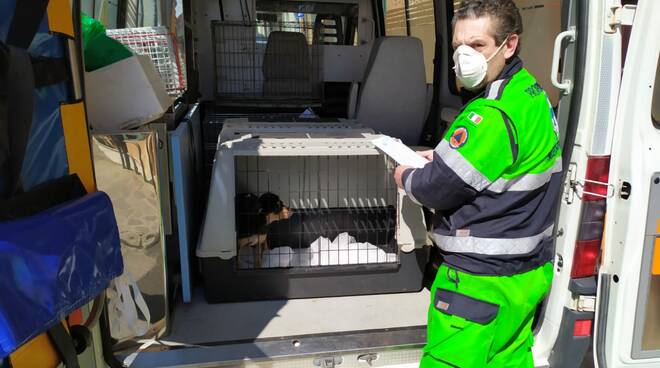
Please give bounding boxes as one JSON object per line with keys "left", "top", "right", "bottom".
{"left": 595, "top": 0, "right": 660, "bottom": 367}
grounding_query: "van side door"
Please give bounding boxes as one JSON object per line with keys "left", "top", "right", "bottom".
{"left": 595, "top": 0, "right": 660, "bottom": 367}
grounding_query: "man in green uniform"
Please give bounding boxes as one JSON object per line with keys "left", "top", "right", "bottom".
{"left": 393, "top": 1, "right": 561, "bottom": 366}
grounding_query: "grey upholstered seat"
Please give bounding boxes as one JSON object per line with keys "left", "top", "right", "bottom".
{"left": 262, "top": 31, "right": 313, "bottom": 97}
{"left": 355, "top": 37, "right": 427, "bottom": 145}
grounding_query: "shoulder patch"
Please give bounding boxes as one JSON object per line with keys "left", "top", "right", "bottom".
{"left": 467, "top": 111, "right": 483, "bottom": 125}
{"left": 449, "top": 127, "right": 469, "bottom": 149}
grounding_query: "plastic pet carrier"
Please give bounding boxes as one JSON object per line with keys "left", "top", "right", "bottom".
{"left": 197, "top": 132, "right": 430, "bottom": 302}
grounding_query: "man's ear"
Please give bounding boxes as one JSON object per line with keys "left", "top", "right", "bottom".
{"left": 503, "top": 33, "right": 519, "bottom": 59}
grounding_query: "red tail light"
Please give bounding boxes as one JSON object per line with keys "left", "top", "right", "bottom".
{"left": 582, "top": 156, "right": 611, "bottom": 201}
{"left": 573, "top": 319, "right": 593, "bottom": 337}
{"left": 571, "top": 239, "right": 602, "bottom": 278}
{"left": 571, "top": 156, "right": 610, "bottom": 279}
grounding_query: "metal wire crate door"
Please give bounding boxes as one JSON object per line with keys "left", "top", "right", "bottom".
{"left": 235, "top": 155, "right": 398, "bottom": 270}
{"left": 212, "top": 21, "right": 323, "bottom": 106}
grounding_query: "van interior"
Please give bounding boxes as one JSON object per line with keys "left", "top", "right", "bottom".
{"left": 90, "top": 0, "right": 570, "bottom": 365}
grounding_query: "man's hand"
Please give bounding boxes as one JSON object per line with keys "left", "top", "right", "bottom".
{"left": 416, "top": 150, "right": 434, "bottom": 162}
{"left": 394, "top": 165, "right": 411, "bottom": 189}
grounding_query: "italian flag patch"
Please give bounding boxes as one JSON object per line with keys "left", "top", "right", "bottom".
{"left": 467, "top": 112, "right": 483, "bottom": 125}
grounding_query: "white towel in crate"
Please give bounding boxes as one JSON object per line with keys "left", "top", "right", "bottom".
{"left": 256, "top": 232, "right": 396, "bottom": 268}
{"left": 314, "top": 233, "right": 398, "bottom": 266}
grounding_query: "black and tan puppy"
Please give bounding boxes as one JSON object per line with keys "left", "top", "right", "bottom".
{"left": 264, "top": 206, "right": 396, "bottom": 250}
{"left": 236, "top": 192, "right": 290, "bottom": 267}
{"left": 236, "top": 192, "right": 396, "bottom": 267}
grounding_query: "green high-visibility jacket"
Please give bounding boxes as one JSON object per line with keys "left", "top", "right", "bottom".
{"left": 402, "top": 57, "right": 562, "bottom": 275}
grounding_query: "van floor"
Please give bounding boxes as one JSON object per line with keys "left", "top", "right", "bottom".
{"left": 166, "top": 288, "right": 430, "bottom": 344}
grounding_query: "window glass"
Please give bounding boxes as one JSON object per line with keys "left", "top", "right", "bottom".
{"left": 81, "top": 0, "right": 119, "bottom": 29}
{"left": 131, "top": 0, "right": 161, "bottom": 28}
{"left": 408, "top": 0, "right": 435, "bottom": 83}
{"left": 383, "top": 0, "right": 436, "bottom": 83}
{"left": 83, "top": 0, "right": 174, "bottom": 29}
{"left": 256, "top": 1, "right": 359, "bottom": 45}
{"left": 383, "top": 0, "right": 407, "bottom": 36}
{"left": 174, "top": 0, "right": 186, "bottom": 94}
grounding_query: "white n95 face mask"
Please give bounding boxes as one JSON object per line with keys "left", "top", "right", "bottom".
{"left": 453, "top": 38, "right": 508, "bottom": 90}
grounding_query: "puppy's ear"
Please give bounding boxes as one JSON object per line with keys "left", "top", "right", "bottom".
{"left": 275, "top": 199, "right": 285, "bottom": 214}
{"left": 258, "top": 192, "right": 283, "bottom": 214}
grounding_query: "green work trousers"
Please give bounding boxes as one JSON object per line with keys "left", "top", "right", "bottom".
{"left": 420, "top": 262, "right": 554, "bottom": 368}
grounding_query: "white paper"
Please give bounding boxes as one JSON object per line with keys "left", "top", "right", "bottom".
{"left": 371, "top": 136, "right": 429, "bottom": 168}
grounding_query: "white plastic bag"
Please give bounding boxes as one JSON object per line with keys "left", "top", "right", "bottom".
{"left": 106, "top": 270, "right": 151, "bottom": 341}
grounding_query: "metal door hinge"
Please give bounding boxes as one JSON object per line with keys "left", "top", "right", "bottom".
{"left": 564, "top": 162, "right": 578, "bottom": 204}
{"left": 565, "top": 161, "right": 615, "bottom": 201}
{"left": 605, "top": 4, "right": 636, "bottom": 33}
{"left": 314, "top": 356, "right": 343, "bottom": 368}
{"left": 569, "top": 178, "right": 616, "bottom": 200}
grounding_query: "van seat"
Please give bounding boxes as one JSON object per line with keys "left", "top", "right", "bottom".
{"left": 262, "top": 31, "right": 312, "bottom": 97}
{"left": 355, "top": 36, "right": 427, "bottom": 145}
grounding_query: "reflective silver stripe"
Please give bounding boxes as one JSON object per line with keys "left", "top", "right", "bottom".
{"left": 435, "top": 140, "right": 491, "bottom": 191}
{"left": 488, "top": 157, "right": 563, "bottom": 193}
{"left": 486, "top": 80, "right": 504, "bottom": 100}
{"left": 403, "top": 169, "right": 422, "bottom": 206}
{"left": 434, "top": 226, "right": 554, "bottom": 255}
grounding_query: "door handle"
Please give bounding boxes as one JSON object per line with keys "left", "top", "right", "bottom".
{"left": 551, "top": 27, "right": 576, "bottom": 95}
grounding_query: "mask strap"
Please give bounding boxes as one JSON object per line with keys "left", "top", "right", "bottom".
{"left": 486, "top": 35, "right": 510, "bottom": 62}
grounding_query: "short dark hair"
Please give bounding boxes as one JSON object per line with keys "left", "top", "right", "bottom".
{"left": 452, "top": 0, "right": 523, "bottom": 55}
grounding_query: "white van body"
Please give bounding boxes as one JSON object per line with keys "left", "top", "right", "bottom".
{"left": 533, "top": 0, "right": 660, "bottom": 367}
{"left": 593, "top": 0, "right": 660, "bottom": 367}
